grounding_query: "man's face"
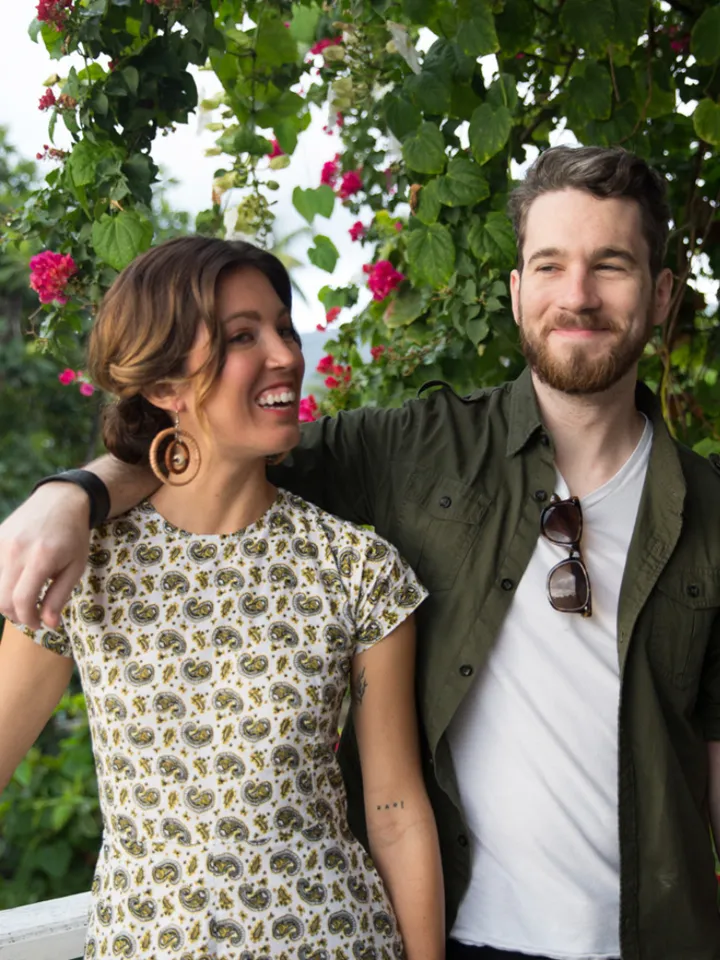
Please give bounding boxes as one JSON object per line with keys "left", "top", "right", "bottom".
{"left": 510, "top": 188, "right": 672, "bottom": 394}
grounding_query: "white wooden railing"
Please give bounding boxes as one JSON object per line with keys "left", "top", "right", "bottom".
{"left": 0, "top": 892, "right": 89, "bottom": 960}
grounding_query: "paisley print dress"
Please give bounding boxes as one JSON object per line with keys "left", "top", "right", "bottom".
{"left": 26, "top": 490, "right": 427, "bottom": 960}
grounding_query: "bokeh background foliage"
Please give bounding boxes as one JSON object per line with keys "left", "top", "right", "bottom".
{"left": 1, "top": 0, "right": 719, "bottom": 906}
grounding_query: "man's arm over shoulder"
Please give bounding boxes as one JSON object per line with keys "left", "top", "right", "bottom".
{"left": 0, "top": 454, "right": 156, "bottom": 629}
{"left": 271, "top": 401, "right": 421, "bottom": 527}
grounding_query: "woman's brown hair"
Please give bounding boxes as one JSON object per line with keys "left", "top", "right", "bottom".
{"left": 87, "top": 235, "right": 294, "bottom": 465}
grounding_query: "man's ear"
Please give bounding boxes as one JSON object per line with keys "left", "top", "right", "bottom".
{"left": 653, "top": 267, "right": 674, "bottom": 327}
{"left": 510, "top": 268, "right": 522, "bottom": 327}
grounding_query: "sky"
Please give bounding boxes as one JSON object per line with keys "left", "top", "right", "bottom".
{"left": 0, "top": 2, "right": 370, "bottom": 333}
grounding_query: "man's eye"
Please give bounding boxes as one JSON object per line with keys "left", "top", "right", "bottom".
{"left": 597, "top": 264, "right": 621, "bottom": 271}
{"left": 537, "top": 264, "right": 557, "bottom": 273}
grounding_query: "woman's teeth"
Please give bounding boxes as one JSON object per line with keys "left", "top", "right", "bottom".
{"left": 257, "top": 390, "right": 296, "bottom": 408}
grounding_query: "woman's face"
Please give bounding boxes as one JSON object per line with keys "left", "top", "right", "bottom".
{"left": 181, "top": 266, "right": 304, "bottom": 464}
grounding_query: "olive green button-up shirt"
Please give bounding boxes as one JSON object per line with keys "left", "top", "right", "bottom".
{"left": 273, "top": 367, "right": 720, "bottom": 959}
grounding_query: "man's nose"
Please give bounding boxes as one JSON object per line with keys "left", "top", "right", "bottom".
{"left": 557, "top": 266, "right": 602, "bottom": 314}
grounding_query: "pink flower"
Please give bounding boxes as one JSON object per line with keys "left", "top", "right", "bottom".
{"left": 349, "top": 221, "right": 366, "bottom": 242}
{"left": 337, "top": 169, "right": 363, "bottom": 200}
{"left": 316, "top": 354, "right": 335, "bottom": 374}
{"left": 268, "top": 139, "right": 284, "bottom": 159}
{"left": 38, "top": 89, "right": 57, "bottom": 111}
{"left": 308, "top": 37, "right": 341, "bottom": 56}
{"left": 670, "top": 36, "right": 689, "bottom": 53}
{"left": 365, "top": 260, "right": 405, "bottom": 301}
{"left": 79, "top": 382, "right": 95, "bottom": 397}
{"left": 320, "top": 158, "right": 339, "bottom": 186}
{"left": 58, "top": 368, "right": 76, "bottom": 385}
{"left": 299, "top": 395, "right": 319, "bottom": 422}
{"left": 36, "top": 0, "right": 73, "bottom": 30}
{"left": 370, "top": 345, "right": 386, "bottom": 361}
{"left": 29, "top": 250, "right": 77, "bottom": 304}
{"left": 316, "top": 323, "right": 326, "bottom": 332}
{"left": 394, "top": 221, "right": 403, "bottom": 232}
{"left": 324, "top": 375, "right": 340, "bottom": 389}
{"left": 325, "top": 306, "right": 341, "bottom": 325}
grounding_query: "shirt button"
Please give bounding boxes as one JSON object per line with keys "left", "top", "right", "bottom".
{"left": 534, "top": 489, "right": 548, "bottom": 502}
{"left": 501, "top": 578, "right": 515, "bottom": 591}
{"left": 458, "top": 834, "right": 469, "bottom": 847}
{"left": 459, "top": 664, "right": 474, "bottom": 677}
{"left": 438, "top": 495, "right": 452, "bottom": 509}
{"left": 686, "top": 583, "right": 700, "bottom": 598}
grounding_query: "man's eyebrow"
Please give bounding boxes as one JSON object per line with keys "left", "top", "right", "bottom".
{"left": 592, "top": 246, "right": 638, "bottom": 265}
{"left": 222, "top": 307, "right": 290, "bottom": 325}
{"left": 526, "top": 247, "right": 563, "bottom": 266}
{"left": 525, "top": 246, "right": 639, "bottom": 266}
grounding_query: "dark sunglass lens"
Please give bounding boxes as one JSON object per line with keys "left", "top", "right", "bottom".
{"left": 548, "top": 559, "right": 589, "bottom": 612}
{"left": 543, "top": 501, "right": 582, "bottom": 546}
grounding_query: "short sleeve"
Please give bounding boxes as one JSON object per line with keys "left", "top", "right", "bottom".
{"left": 350, "top": 536, "right": 428, "bottom": 657}
{"left": 14, "top": 614, "right": 74, "bottom": 660}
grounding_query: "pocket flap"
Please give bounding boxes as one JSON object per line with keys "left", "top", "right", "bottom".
{"left": 403, "top": 469, "right": 488, "bottom": 524}
{"left": 655, "top": 568, "right": 720, "bottom": 610}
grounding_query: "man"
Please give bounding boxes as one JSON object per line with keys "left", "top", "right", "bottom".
{"left": 1, "top": 145, "right": 720, "bottom": 960}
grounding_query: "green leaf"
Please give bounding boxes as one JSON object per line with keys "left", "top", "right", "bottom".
{"left": 68, "top": 141, "right": 100, "bottom": 187}
{"left": 407, "top": 222, "right": 456, "bottom": 288}
{"left": 384, "top": 94, "right": 422, "bottom": 140}
{"left": 402, "top": 121, "right": 447, "bottom": 174}
{"left": 383, "top": 288, "right": 430, "bottom": 327}
{"left": 40, "top": 22, "right": 65, "bottom": 59}
{"left": 28, "top": 18, "right": 42, "bottom": 42}
{"left": 217, "top": 126, "right": 272, "bottom": 157}
{"left": 487, "top": 74, "right": 518, "bottom": 114}
{"left": 495, "top": 0, "right": 535, "bottom": 55}
{"left": 609, "top": 0, "right": 648, "bottom": 49}
{"left": 404, "top": 70, "right": 452, "bottom": 116}
{"left": 91, "top": 211, "right": 153, "bottom": 271}
{"left": 255, "top": 17, "right": 299, "bottom": 68}
{"left": 468, "top": 212, "right": 516, "bottom": 267}
{"left": 693, "top": 99, "right": 720, "bottom": 147}
{"left": 467, "top": 316, "right": 490, "bottom": 346}
{"left": 292, "top": 185, "right": 335, "bottom": 223}
{"left": 403, "top": 0, "right": 437, "bottom": 23}
{"left": 436, "top": 156, "right": 490, "bottom": 207}
{"left": 414, "top": 178, "right": 442, "bottom": 225}
{"left": 691, "top": 6, "right": 720, "bottom": 66}
{"left": 289, "top": 3, "right": 321, "bottom": 44}
{"left": 560, "top": 0, "right": 615, "bottom": 55}
{"left": 566, "top": 63, "right": 612, "bottom": 124}
{"left": 455, "top": 5, "right": 499, "bottom": 58}
{"left": 77, "top": 63, "right": 106, "bottom": 83}
{"left": 122, "top": 66, "right": 139, "bottom": 96}
{"left": 469, "top": 104, "right": 513, "bottom": 166}
{"left": 308, "top": 236, "right": 339, "bottom": 273}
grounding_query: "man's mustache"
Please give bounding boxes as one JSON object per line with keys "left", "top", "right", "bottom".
{"left": 544, "top": 313, "right": 620, "bottom": 333}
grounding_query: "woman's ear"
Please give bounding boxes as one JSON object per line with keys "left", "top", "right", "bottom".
{"left": 142, "top": 381, "right": 184, "bottom": 414}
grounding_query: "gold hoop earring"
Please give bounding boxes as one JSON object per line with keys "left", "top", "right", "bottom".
{"left": 148, "top": 412, "right": 201, "bottom": 486}
{"left": 265, "top": 453, "right": 286, "bottom": 467}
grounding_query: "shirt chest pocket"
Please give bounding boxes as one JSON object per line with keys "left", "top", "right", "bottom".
{"left": 397, "top": 471, "right": 488, "bottom": 592}
{"left": 649, "top": 569, "right": 720, "bottom": 689}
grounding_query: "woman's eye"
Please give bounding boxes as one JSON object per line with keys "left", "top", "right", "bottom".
{"left": 279, "top": 327, "right": 297, "bottom": 341}
{"left": 229, "top": 331, "right": 253, "bottom": 345}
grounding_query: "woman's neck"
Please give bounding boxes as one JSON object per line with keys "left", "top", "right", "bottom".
{"left": 150, "top": 458, "right": 277, "bottom": 535}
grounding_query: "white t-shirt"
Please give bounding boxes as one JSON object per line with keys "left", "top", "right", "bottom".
{"left": 448, "top": 418, "right": 653, "bottom": 960}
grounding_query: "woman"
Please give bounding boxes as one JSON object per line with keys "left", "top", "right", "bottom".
{"left": 0, "top": 237, "right": 444, "bottom": 959}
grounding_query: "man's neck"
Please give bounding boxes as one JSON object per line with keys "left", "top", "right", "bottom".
{"left": 532, "top": 368, "right": 647, "bottom": 499}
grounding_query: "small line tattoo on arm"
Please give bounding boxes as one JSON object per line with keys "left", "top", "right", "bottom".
{"left": 376, "top": 800, "right": 405, "bottom": 811}
{"left": 353, "top": 666, "right": 368, "bottom": 706}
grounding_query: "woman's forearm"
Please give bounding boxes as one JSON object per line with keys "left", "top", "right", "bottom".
{"left": 367, "top": 795, "right": 445, "bottom": 960}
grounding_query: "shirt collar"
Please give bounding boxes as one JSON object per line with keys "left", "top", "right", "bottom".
{"left": 505, "top": 367, "right": 545, "bottom": 457}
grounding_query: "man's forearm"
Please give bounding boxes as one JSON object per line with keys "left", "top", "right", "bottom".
{"left": 84, "top": 454, "right": 159, "bottom": 519}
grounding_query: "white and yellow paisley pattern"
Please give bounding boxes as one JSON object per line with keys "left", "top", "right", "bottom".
{"left": 28, "top": 490, "right": 426, "bottom": 959}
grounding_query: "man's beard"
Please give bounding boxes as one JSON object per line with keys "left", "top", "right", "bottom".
{"left": 518, "top": 308, "right": 653, "bottom": 395}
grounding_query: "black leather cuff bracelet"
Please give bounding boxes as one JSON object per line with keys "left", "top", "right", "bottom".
{"left": 32, "top": 469, "right": 111, "bottom": 529}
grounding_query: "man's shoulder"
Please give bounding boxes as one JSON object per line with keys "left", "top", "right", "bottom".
{"left": 676, "top": 442, "right": 720, "bottom": 491}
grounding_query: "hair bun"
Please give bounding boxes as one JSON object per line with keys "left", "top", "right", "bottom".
{"left": 102, "top": 396, "right": 171, "bottom": 465}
